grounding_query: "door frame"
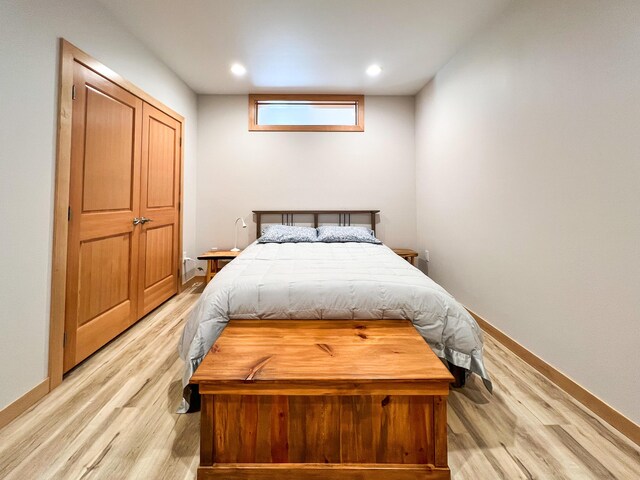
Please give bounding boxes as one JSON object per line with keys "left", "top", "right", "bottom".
{"left": 49, "top": 39, "right": 185, "bottom": 389}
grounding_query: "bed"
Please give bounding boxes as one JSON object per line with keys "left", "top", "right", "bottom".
{"left": 178, "top": 210, "right": 492, "bottom": 413}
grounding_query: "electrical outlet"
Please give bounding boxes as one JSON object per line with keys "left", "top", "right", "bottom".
{"left": 424, "top": 250, "right": 430, "bottom": 262}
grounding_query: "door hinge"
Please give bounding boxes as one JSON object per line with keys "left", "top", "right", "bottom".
{"left": 68, "top": 206, "right": 72, "bottom": 221}
{"left": 72, "top": 85, "right": 76, "bottom": 100}
{"left": 63, "top": 331, "right": 67, "bottom": 347}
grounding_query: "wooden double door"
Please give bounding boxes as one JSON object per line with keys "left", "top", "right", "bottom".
{"left": 63, "top": 61, "right": 182, "bottom": 372}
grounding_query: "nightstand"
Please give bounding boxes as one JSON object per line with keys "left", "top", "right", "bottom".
{"left": 392, "top": 248, "right": 418, "bottom": 266}
{"left": 197, "top": 250, "right": 241, "bottom": 284}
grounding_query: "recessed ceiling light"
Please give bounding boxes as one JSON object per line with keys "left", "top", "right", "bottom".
{"left": 230, "top": 63, "right": 246, "bottom": 76}
{"left": 366, "top": 64, "right": 382, "bottom": 77}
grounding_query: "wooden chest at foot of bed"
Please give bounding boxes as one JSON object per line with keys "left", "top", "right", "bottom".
{"left": 190, "top": 320, "right": 454, "bottom": 480}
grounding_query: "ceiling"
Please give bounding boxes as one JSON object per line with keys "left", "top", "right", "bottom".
{"left": 99, "top": 0, "right": 511, "bottom": 95}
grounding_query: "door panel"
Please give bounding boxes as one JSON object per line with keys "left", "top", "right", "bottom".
{"left": 82, "top": 88, "right": 135, "bottom": 211}
{"left": 77, "top": 233, "right": 131, "bottom": 325}
{"left": 144, "top": 225, "right": 174, "bottom": 288}
{"left": 64, "top": 61, "right": 142, "bottom": 372}
{"left": 139, "top": 103, "right": 181, "bottom": 316}
{"left": 75, "top": 301, "right": 132, "bottom": 364}
{"left": 147, "top": 117, "right": 177, "bottom": 208}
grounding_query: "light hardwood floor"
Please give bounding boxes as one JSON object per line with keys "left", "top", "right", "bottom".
{"left": 0, "top": 282, "right": 638, "bottom": 479}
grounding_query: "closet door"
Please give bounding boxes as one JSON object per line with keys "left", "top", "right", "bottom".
{"left": 64, "top": 62, "right": 143, "bottom": 372}
{"left": 138, "top": 102, "right": 182, "bottom": 316}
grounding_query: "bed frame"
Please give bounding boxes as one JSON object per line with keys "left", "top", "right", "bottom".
{"left": 253, "top": 209, "right": 380, "bottom": 238}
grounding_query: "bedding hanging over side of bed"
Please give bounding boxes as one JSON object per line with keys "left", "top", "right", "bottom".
{"left": 177, "top": 241, "right": 492, "bottom": 412}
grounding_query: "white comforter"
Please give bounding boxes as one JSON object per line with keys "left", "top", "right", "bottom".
{"left": 178, "top": 242, "right": 492, "bottom": 411}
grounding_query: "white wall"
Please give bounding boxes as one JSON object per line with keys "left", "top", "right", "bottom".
{"left": 415, "top": 0, "right": 640, "bottom": 423}
{"left": 0, "top": 0, "right": 197, "bottom": 410}
{"left": 196, "top": 95, "right": 416, "bottom": 258}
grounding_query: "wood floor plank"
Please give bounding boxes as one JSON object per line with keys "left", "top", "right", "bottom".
{"left": 448, "top": 432, "right": 502, "bottom": 479}
{"left": 558, "top": 424, "right": 640, "bottom": 479}
{"left": 0, "top": 282, "right": 638, "bottom": 480}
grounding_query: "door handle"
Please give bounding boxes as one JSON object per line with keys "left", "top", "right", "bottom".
{"left": 140, "top": 217, "right": 153, "bottom": 224}
{"left": 133, "top": 217, "right": 142, "bottom": 225}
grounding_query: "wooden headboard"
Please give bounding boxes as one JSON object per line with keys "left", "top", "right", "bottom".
{"left": 252, "top": 210, "right": 380, "bottom": 238}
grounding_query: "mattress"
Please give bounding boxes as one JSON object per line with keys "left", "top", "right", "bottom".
{"left": 178, "top": 241, "right": 492, "bottom": 412}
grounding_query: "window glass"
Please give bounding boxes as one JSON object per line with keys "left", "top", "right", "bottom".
{"left": 256, "top": 101, "right": 357, "bottom": 126}
{"left": 249, "top": 95, "right": 364, "bottom": 131}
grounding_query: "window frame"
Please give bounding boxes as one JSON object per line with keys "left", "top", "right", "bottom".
{"left": 248, "top": 94, "right": 365, "bottom": 132}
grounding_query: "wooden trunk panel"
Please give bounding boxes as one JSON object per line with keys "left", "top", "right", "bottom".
{"left": 198, "top": 464, "right": 451, "bottom": 480}
{"left": 288, "top": 396, "right": 341, "bottom": 463}
{"left": 212, "top": 394, "right": 437, "bottom": 465}
{"left": 255, "top": 395, "right": 275, "bottom": 463}
{"left": 408, "top": 395, "right": 435, "bottom": 464}
{"left": 213, "top": 394, "right": 246, "bottom": 463}
{"left": 200, "top": 395, "right": 215, "bottom": 466}
{"left": 339, "top": 395, "right": 374, "bottom": 463}
{"left": 434, "top": 395, "right": 448, "bottom": 468}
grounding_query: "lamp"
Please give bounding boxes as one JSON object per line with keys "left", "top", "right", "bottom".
{"left": 231, "top": 216, "right": 247, "bottom": 252}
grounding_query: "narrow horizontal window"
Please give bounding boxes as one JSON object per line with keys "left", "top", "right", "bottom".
{"left": 258, "top": 101, "right": 357, "bottom": 126}
{"left": 249, "top": 94, "right": 364, "bottom": 132}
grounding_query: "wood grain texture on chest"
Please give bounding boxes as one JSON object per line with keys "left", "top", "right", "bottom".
{"left": 193, "top": 319, "right": 452, "bottom": 479}
{"left": 192, "top": 320, "right": 453, "bottom": 394}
